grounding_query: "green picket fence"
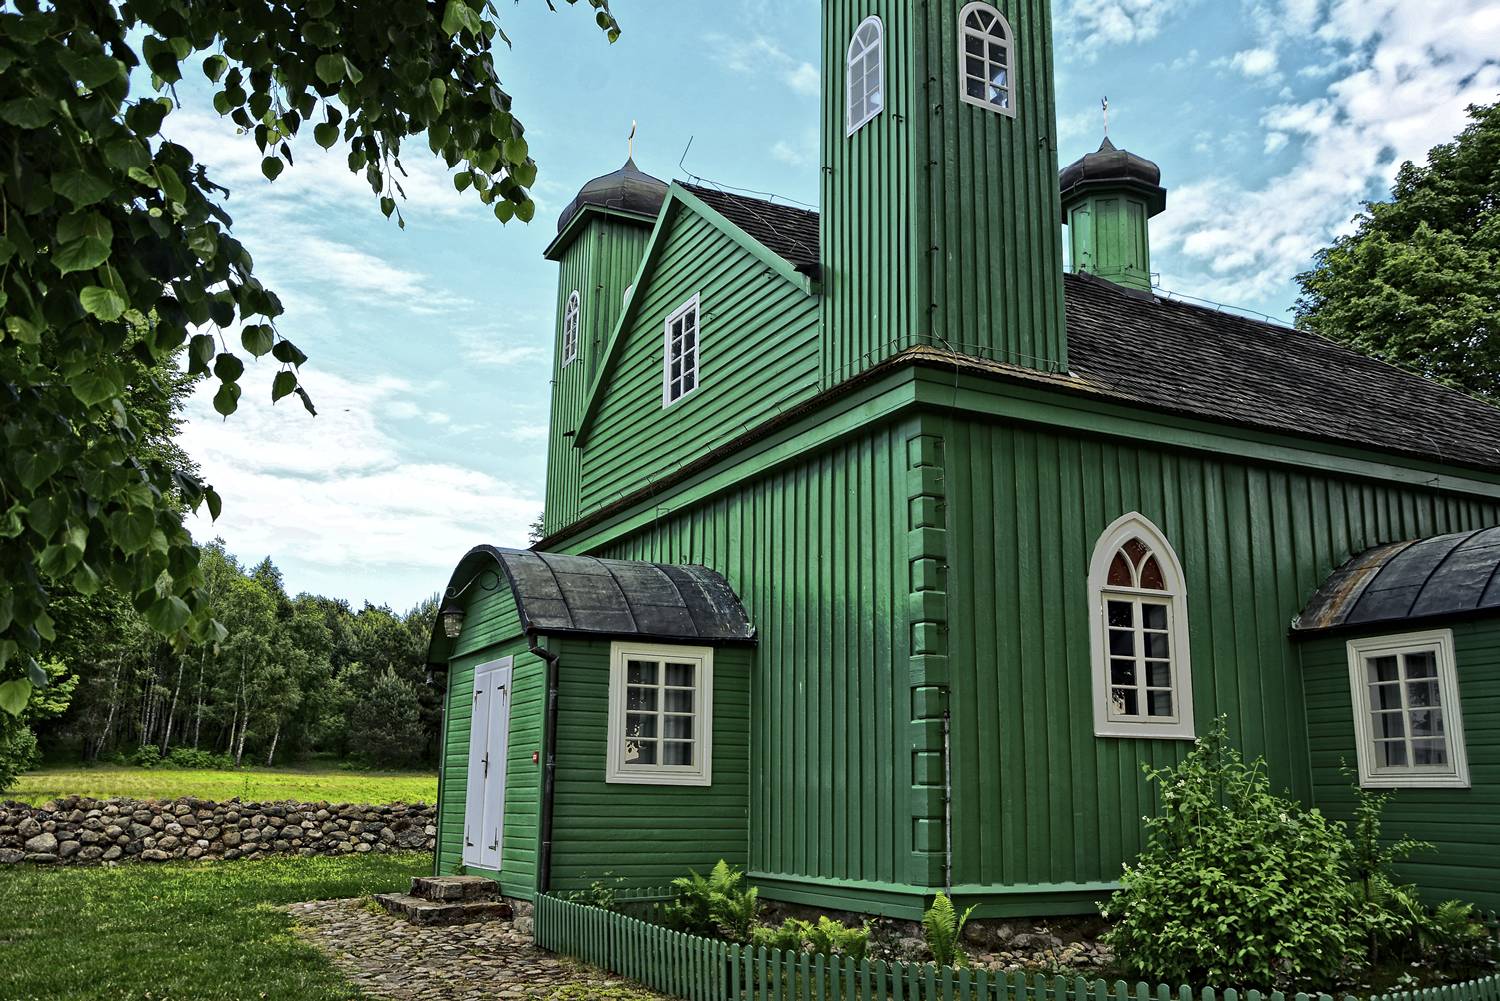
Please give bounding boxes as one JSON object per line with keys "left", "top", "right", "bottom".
{"left": 532, "top": 892, "right": 1500, "bottom": 1001}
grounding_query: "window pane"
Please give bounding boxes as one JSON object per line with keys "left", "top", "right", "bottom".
{"left": 664, "top": 715, "right": 694, "bottom": 740}
{"left": 1412, "top": 739, "right": 1448, "bottom": 766}
{"left": 682, "top": 372, "right": 696, "bottom": 393}
{"left": 665, "top": 689, "right": 694, "bottom": 714}
{"left": 1139, "top": 556, "right": 1166, "bottom": 591}
{"left": 1408, "top": 709, "right": 1442, "bottom": 737}
{"left": 1143, "top": 604, "right": 1169, "bottom": 631}
{"left": 1109, "top": 630, "right": 1135, "bottom": 657}
{"left": 989, "top": 42, "right": 1008, "bottom": 66}
{"left": 1146, "top": 662, "right": 1172, "bottom": 688}
{"left": 626, "top": 712, "right": 657, "bottom": 739}
{"left": 1406, "top": 680, "right": 1440, "bottom": 708}
{"left": 1367, "top": 656, "right": 1399, "bottom": 684}
{"left": 1144, "top": 633, "right": 1170, "bottom": 659}
{"left": 625, "top": 740, "right": 657, "bottom": 766}
{"left": 626, "top": 687, "right": 658, "bottom": 712}
{"left": 1107, "top": 601, "right": 1133, "bottom": 628}
{"left": 665, "top": 663, "right": 695, "bottom": 687}
{"left": 1112, "top": 688, "right": 1139, "bottom": 717}
{"left": 1372, "top": 711, "right": 1405, "bottom": 739}
{"left": 1110, "top": 659, "right": 1137, "bottom": 686}
{"left": 1147, "top": 691, "right": 1173, "bottom": 717}
{"left": 628, "top": 660, "right": 657, "bottom": 685}
{"left": 1107, "top": 553, "right": 1133, "bottom": 587}
{"left": 1404, "top": 651, "right": 1437, "bottom": 679}
{"left": 966, "top": 35, "right": 985, "bottom": 56}
{"left": 1369, "top": 682, "right": 1403, "bottom": 711}
{"left": 1123, "top": 538, "right": 1151, "bottom": 567}
{"left": 663, "top": 741, "right": 694, "bottom": 766}
{"left": 1375, "top": 740, "right": 1407, "bottom": 768}
{"left": 966, "top": 76, "right": 988, "bottom": 100}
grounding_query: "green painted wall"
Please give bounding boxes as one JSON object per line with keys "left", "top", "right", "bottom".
{"left": 577, "top": 208, "right": 821, "bottom": 516}
{"left": 548, "top": 637, "right": 753, "bottom": 890}
{"left": 935, "top": 414, "right": 1500, "bottom": 894}
{"left": 436, "top": 578, "right": 546, "bottom": 900}
{"left": 589, "top": 418, "right": 934, "bottom": 901}
{"left": 545, "top": 215, "right": 654, "bottom": 535}
{"left": 1065, "top": 192, "right": 1153, "bottom": 291}
{"left": 1302, "top": 619, "right": 1500, "bottom": 910}
{"left": 821, "top": 0, "right": 1068, "bottom": 383}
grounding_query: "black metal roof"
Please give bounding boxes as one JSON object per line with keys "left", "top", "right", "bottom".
{"left": 555, "top": 158, "right": 669, "bottom": 235}
{"left": 682, "top": 183, "right": 820, "bottom": 279}
{"left": 1295, "top": 527, "right": 1500, "bottom": 634}
{"left": 1059, "top": 138, "right": 1167, "bottom": 216}
{"left": 445, "top": 546, "right": 755, "bottom": 646}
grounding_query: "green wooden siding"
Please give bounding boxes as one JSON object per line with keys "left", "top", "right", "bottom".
{"left": 937, "top": 414, "right": 1500, "bottom": 892}
{"left": 549, "top": 638, "right": 752, "bottom": 890}
{"left": 821, "top": 0, "right": 1067, "bottom": 384}
{"left": 577, "top": 208, "right": 821, "bottom": 516}
{"left": 1302, "top": 619, "right": 1500, "bottom": 910}
{"left": 588, "top": 419, "right": 925, "bottom": 896}
{"left": 545, "top": 216, "right": 653, "bottom": 535}
{"left": 437, "top": 578, "right": 546, "bottom": 900}
{"left": 1065, "top": 193, "right": 1153, "bottom": 291}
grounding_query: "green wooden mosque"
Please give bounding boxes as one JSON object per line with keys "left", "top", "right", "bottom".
{"left": 427, "top": 0, "right": 1500, "bottom": 918}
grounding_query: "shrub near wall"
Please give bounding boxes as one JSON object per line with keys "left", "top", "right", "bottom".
{"left": 0, "top": 796, "right": 435, "bottom": 865}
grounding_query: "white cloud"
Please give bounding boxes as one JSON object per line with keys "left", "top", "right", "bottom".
{"left": 1230, "top": 47, "right": 1280, "bottom": 78}
{"left": 1058, "top": 0, "right": 1199, "bottom": 55}
{"left": 707, "top": 32, "right": 822, "bottom": 98}
{"left": 785, "top": 63, "right": 821, "bottom": 96}
{"left": 1154, "top": 0, "right": 1500, "bottom": 304}
{"left": 771, "top": 128, "right": 820, "bottom": 168}
{"left": 181, "top": 370, "right": 538, "bottom": 593}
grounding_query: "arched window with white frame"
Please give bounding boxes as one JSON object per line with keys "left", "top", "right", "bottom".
{"left": 561, "top": 290, "right": 581, "bottom": 368}
{"left": 847, "top": 15, "right": 885, "bottom": 135}
{"left": 958, "top": 2, "right": 1016, "bottom": 117}
{"left": 1088, "top": 513, "right": 1194, "bottom": 739}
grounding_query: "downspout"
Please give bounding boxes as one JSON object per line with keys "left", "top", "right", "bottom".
{"left": 433, "top": 673, "right": 448, "bottom": 877}
{"left": 943, "top": 706, "right": 953, "bottom": 895}
{"left": 530, "top": 633, "right": 562, "bottom": 895}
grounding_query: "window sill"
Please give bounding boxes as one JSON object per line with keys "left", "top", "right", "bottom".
{"left": 605, "top": 770, "right": 713, "bottom": 788}
{"left": 1094, "top": 723, "right": 1196, "bottom": 741}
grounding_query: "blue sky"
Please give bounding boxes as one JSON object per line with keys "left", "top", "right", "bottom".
{"left": 175, "top": 0, "right": 1500, "bottom": 610}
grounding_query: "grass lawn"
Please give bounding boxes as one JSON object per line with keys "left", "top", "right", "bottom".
{"left": 8, "top": 764, "right": 437, "bottom": 806}
{"left": 0, "top": 854, "right": 428, "bottom": 1001}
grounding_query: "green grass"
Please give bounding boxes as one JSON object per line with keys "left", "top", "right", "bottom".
{"left": 7, "top": 764, "right": 437, "bottom": 806}
{"left": 0, "top": 854, "right": 428, "bottom": 1001}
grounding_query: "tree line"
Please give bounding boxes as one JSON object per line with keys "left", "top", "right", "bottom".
{"left": 37, "top": 543, "right": 441, "bottom": 771}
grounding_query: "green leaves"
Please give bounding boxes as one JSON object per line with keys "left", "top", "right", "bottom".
{"left": 79, "top": 286, "right": 128, "bottom": 322}
{"left": 0, "top": 680, "right": 31, "bottom": 717}
{"left": 441, "top": 0, "right": 483, "bottom": 37}
{"left": 69, "top": 365, "right": 126, "bottom": 406}
{"left": 0, "top": 96, "right": 56, "bottom": 128}
{"left": 314, "top": 54, "right": 345, "bottom": 85}
{"left": 271, "top": 370, "right": 297, "bottom": 402}
{"left": 314, "top": 122, "right": 339, "bottom": 148}
{"left": 213, "top": 381, "right": 242, "bottom": 416}
{"left": 54, "top": 169, "right": 115, "bottom": 207}
{"left": 53, "top": 235, "right": 112, "bottom": 275}
{"left": 261, "top": 156, "right": 284, "bottom": 181}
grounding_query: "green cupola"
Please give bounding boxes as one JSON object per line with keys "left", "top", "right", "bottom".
{"left": 1059, "top": 138, "right": 1167, "bottom": 293}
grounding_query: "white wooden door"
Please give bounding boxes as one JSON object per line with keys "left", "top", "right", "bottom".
{"left": 463, "top": 658, "right": 513, "bottom": 870}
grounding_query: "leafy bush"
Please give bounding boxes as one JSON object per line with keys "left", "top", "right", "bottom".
{"left": 163, "top": 747, "right": 236, "bottom": 770}
{"left": 1102, "top": 718, "right": 1360, "bottom": 988}
{"left": 751, "top": 916, "right": 872, "bottom": 962}
{"left": 127, "top": 745, "right": 164, "bottom": 769}
{"left": 922, "top": 893, "right": 975, "bottom": 968}
{"left": 663, "top": 860, "right": 760, "bottom": 944}
{"left": 568, "top": 874, "right": 626, "bottom": 913}
{"left": 0, "top": 723, "right": 40, "bottom": 793}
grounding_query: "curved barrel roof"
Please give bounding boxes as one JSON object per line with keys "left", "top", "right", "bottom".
{"left": 1294, "top": 527, "right": 1500, "bottom": 634}
{"left": 436, "top": 546, "right": 755, "bottom": 653}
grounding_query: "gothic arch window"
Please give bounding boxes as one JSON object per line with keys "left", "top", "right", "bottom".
{"left": 847, "top": 15, "right": 885, "bottom": 135}
{"left": 958, "top": 2, "right": 1016, "bottom": 117}
{"left": 1088, "top": 513, "right": 1195, "bottom": 739}
{"left": 561, "top": 290, "right": 581, "bottom": 368}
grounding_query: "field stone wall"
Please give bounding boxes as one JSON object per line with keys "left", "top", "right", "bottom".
{"left": 0, "top": 796, "right": 436, "bottom": 866}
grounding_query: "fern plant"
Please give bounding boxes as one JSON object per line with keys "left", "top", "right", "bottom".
{"left": 922, "top": 892, "right": 976, "bottom": 968}
{"left": 751, "top": 916, "right": 872, "bottom": 962}
{"left": 663, "top": 860, "right": 760, "bottom": 944}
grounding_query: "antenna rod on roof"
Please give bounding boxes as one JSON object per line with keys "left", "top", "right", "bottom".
{"left": 679, "top": 135, "right": 697, "bottom": 181}
{"left": 628, "top": 120, "right": 637, "bottom": 160}
{"left": 1102, "top": 96, "right": 1109, "bottom": 139}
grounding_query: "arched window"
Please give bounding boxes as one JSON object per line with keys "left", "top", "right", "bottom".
{"left": 1088, "top": 513, "right": 1194, "bottom": 739}
{"left": 847, "top": 16, "right": 885, "bottom": 135}
{"left": 561, "top": 290, "right": 581, "bottom": 368}
{"left": 958, "top": 2, "right": 1015, "bottom": 117}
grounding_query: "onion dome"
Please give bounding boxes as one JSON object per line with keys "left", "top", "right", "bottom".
{"left": 1059, "top": 138, "right": 1167, "bottom": 217}
{"left": 555, "top": 157, "right": 669, "bottom": 234}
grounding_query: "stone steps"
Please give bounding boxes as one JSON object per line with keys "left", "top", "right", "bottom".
{"left": 374, "top": 875, "right": 513, "bottom": 926}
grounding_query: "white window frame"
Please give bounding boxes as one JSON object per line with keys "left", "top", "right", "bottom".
{"left": 606, "top": 641, "right": 714, "bottom": 787}
{"left": 561, "top": 290, "right": 581, "bottom": 368}
{"left": 1347, "top": 629, "right": 1470, "bottom": 789}
{"left": 958, "top": 1, "right": 1017, "bottom": 118}
{"left": 1088, "top": 513, "right": 1195, "bottom": 740}
{"left": 847, "top": 15, "right": 885, "bottom": 136}
{"left": 662, "top": 293, "right": 701, "bottom": 408}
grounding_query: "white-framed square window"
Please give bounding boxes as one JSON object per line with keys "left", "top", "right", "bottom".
{"left": 1347, "top": 629, "right": 1469, "bottom": 789}
{"left": 663, "top": 294, "right": 701, "bottom": 407}
{"left": 606, "top": 641, "right": 714, "bottom": 787}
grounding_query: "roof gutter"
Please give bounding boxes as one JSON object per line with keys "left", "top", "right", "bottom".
{"left": 530, "top": 632, "right": 562, "bottom": 896}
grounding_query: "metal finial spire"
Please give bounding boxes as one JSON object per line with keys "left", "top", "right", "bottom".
{"left": 1102, "top": 97, "right": 1109, "bottom": 139}
{"left": 628, "top": 120, "right": 637, "bottom": 160}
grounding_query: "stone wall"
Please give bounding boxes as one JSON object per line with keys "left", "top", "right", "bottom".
{"left": 0, "top": 796, "right": 436, "bottom": 865}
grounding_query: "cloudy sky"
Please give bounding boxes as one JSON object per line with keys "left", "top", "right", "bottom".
{"left": 175, "top": 0, "right": 1500, "bottom": 610}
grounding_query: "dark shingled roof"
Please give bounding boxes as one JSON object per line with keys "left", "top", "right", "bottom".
{"left": 675, "top": 188, "right": 1500, "bottom": 474}
{"left": 555, "top": 158, "right": 669, "bottom": 235}
{"left": 1295, "top": 527, "right": 1500, "bottom": 634}
{"left": 448, "top": 546, "right": 755, "bottom": 646}
{"left": 682, "top": 183, "right": 820, "bottom": 279}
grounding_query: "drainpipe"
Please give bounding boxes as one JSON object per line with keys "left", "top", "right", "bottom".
{"left": 531, "top": 634, "right": 562, "bottom": 895}
{"left": 943, "top": 706, "right": 953, "bottom": 895}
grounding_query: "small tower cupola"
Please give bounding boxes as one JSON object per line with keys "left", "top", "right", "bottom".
{"left": 553, "top": 157, "right": 668, "bottom": 239}
{"left": 1059, "top": 138, "right": 1168, "bottom": 293}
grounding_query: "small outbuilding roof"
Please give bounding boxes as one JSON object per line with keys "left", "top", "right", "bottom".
{"left": 440, "top": 546, "right": 756, "bottom": 650}
{"left": 1294, "top": 527, "right": 1500, "bottom": 635}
